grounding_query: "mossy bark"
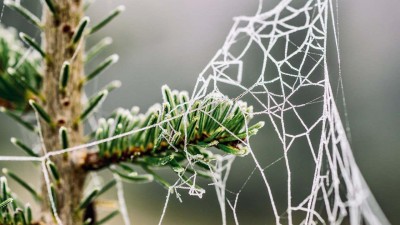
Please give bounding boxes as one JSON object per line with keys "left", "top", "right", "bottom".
{"left": 40, "top": 1, "right": 87, "bottom": 224}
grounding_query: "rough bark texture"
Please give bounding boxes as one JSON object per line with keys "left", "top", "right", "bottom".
{"left": 41, "top": 1, "right": 87, "bottom": 224}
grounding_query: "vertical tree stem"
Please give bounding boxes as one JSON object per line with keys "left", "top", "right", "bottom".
{"left": 41, "top": 1, "right": 87, "bottom": 224}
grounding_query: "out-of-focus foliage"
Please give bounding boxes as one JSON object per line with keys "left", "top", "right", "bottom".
{"left": 0, "top": 25, "right": 42, "bottom": 111}
{"left": 0, "top": 176, "right": 32, "bottom": 225}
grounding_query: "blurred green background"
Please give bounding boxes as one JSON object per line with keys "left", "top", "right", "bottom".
{"left": 0, "top": 0, "right": 399, "bottom": 224}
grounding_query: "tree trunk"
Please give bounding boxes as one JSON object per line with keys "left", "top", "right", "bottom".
{"left": 40, "top": 1, "right": 87, "bottom": 224}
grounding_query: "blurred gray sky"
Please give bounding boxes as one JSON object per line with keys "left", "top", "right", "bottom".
{"left": 0, "top": 0, "right": 399, "bottom": 224}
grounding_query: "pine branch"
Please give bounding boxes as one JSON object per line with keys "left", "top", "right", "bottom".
{"left": 82, "top": 86, "right": 263, "bottom": 172}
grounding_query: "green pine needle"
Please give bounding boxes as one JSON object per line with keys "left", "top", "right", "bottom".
{"left": 4, "top": 1, "right": 42, "bottom": 28}
{"left": 0, "top": 107, "right": 35, "bottom": 132}
{"left": 25, "top": 203, "right": 32, "bottom": 224}
{"left": 0, "top": 198, "right": 13, "bottom": 209}
{"left": 85, "top": 54, "right": 119, "bottom": 82}
{"left": 102, "top": 80, "right": 121, "bottom": 93}
{"left": 2, "top": 169, "right": 41, "bottom": 201}
{"left": 46, "top": 161, "right": 60, "bottom": 183}
{"left": 11, "top": 137, "right": 38, "bottom": 157}
{"left": 78, "top": 189, "right": 99, "bottom": 210}
{"left": 85, "top": 37, "right": 113, "bottom": 63}
{"left": 78, "top": 90, "right": 108, "bottom": 123}
{"left": 72, "top": 17, "right": 90, "bottom": 45}
{"left": 97, "top": 180, "right": 116, "bottom": 197}
{"left": 44, "top": 0, "right": 57, "bottom": 15}
{"left": 50, "top": 183, "right": 57, "bottom": 210}
{"left": 59, "top": 62, "right": 70, "bottom": 92}
{"left": 59, "top": 126, "right": 69, "bottom": 149}
{"left": 19, "top": 33, "right": 45, "bottom": 58}
{"left": 29, "top": 100, "right": 53, "bottom": 126}
{"left": 95, "top": 210, "right": 119, "bottom": 225}
{"left": 89, "top": 5, "right": 125, "bottom": 35}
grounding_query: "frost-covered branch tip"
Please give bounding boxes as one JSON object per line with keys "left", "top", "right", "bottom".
{"left": 83, "top": 86, "right": 264, "bottom": 187}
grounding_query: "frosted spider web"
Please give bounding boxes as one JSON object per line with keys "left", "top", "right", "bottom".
{"left": 0, "top": 0, "right": 391, "bottom": 225}
{"left": 177, "top": 0, "right": 390, "bottom": 224}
